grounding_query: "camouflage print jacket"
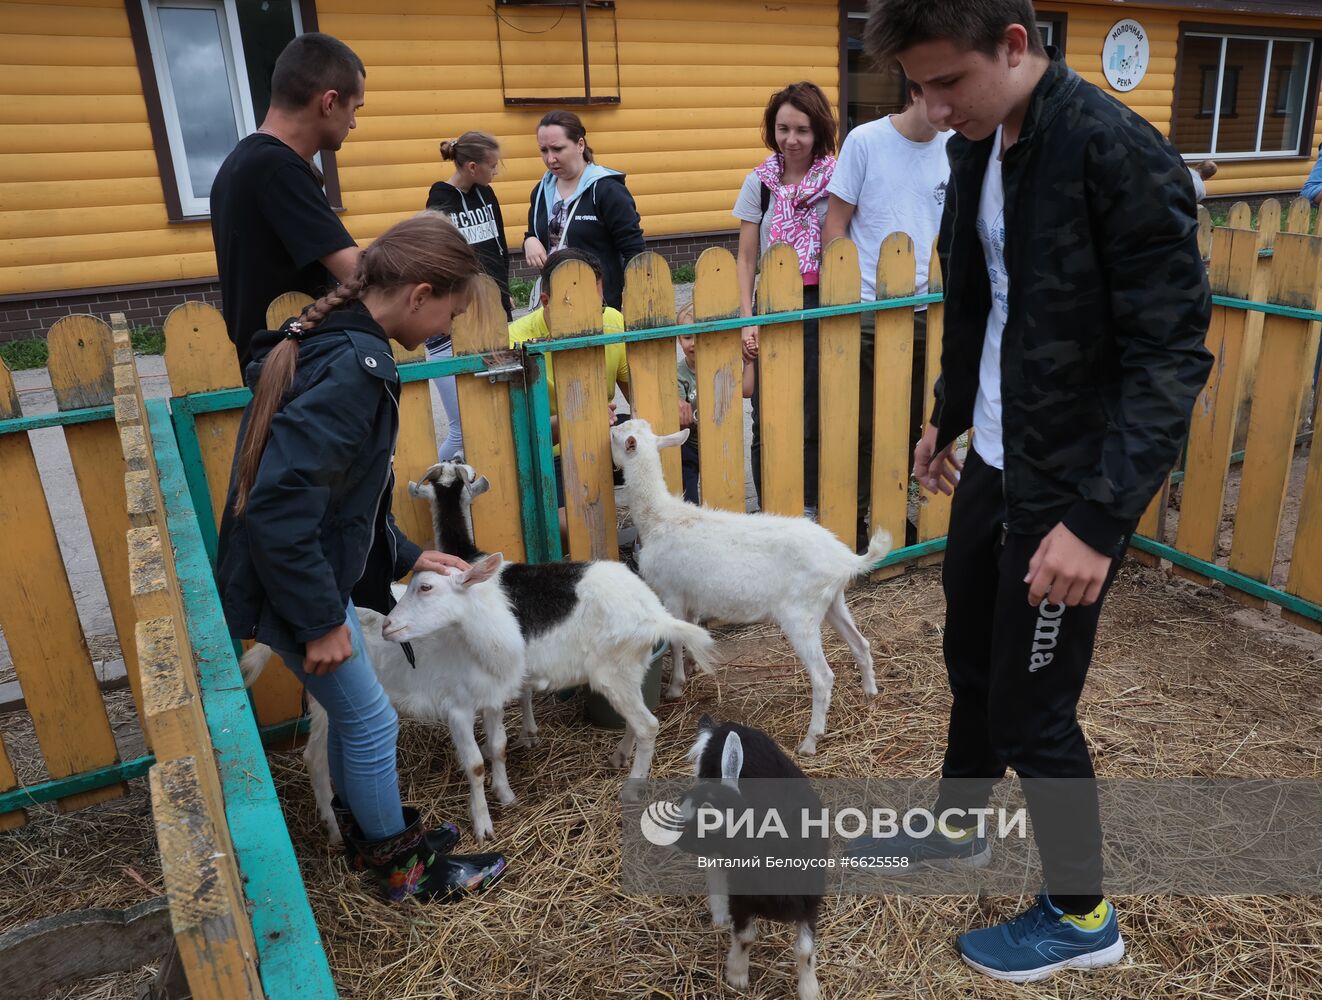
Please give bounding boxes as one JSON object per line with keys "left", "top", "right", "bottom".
{"left": 933, "top": 49, "right": 1213, "bottom": 558}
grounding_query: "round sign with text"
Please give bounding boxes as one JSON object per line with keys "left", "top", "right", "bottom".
{"left": 1103, "top": 18, "right": 1148, "bottom": 93}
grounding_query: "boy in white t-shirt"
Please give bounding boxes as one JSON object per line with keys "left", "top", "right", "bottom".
{"left": 823, "top": 90, "right": 951, "bottom": 548}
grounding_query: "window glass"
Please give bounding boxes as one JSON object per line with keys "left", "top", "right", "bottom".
{"left": 157, "top": 5, "right": 242, "bottom": 201}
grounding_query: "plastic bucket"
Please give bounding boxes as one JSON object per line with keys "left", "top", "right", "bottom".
{"left": 583, "top": 641, "right": 667, "bottom": 729}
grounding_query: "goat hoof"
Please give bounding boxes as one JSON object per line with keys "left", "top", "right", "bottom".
{"left": 518, "top": 734, "right": 541, "bottom": 749}
{"left": 327, "top": 828, "right": 344, "bottom": 849}
{"left": 663, "top": 685, "right": 685, "bottom": 700}
{"left": 797, "top": 739, "right": 818, "bottom": 756}
{"left": 620, "top": 780, "right": 645, "bottom": 804}
{"left": 495, "top": 788, "right": 517, "bottom": 807}
{"left": 725, "top": 969, "right": 749, "bottom": 990}
{"left": 863, "top": 682, "right": 878, "bottom": 698}
{"left": 473, "top": 816, "right": 495, "bottom": 843}
{"left": 711, "top": 910, "right": 732, "bottom": 929}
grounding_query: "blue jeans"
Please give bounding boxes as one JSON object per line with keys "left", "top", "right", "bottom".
{"left": 273, "top": 601, "right": 404, "bottom": 841}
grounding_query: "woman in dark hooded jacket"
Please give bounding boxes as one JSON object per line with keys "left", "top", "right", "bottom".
{"left": 522, "top": 109, "right": 645, "bottom": 310}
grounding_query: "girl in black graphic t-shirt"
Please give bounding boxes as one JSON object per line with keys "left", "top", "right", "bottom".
{"left": 426, "top": 132, "right": 512, "bottom": 320}
{"left": 424, "top": 131, "right": 512, "bottom": 460}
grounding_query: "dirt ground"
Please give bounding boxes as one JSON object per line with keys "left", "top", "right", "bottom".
{"left": 4, "top": 559, "right": 1321, "bottom": 1000}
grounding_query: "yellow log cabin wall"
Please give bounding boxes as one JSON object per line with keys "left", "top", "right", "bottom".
{"left": 0, "top": 0, "right": 840, "bottom": 298}
{"left": 3, "top": 0, "right": 1322, "bottom": 301}
{"left": 1035, "top": 0, "right": 1322, "bottom": 197}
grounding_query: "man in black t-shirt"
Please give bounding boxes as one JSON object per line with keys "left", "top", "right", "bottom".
{"left": 210, "top": 32, "right": 364, "bottom": 372}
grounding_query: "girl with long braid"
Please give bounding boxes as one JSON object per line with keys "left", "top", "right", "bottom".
{"left": 216, "top": 213, "right": 508, "bottom": 903}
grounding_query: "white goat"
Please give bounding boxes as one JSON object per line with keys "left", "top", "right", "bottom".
{"left": 240, "top": 462, "right": 520, "bottom": 844}
{"left": 609, "top": 418, "right": 891, "bottom": 755}
{"left": 381, "top": 550, "right": 720, "bottom": 794}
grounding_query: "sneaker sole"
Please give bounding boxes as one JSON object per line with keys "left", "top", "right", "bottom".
{"left": 961, "top": 934, "right": 1125, "bottom": 984}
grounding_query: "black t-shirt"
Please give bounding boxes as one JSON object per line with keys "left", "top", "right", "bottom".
{"left": 425, "top": 181, "right": 513, "bottom": 319}
{"left": 210, "top": 134, "right": 355, "bottom": 371}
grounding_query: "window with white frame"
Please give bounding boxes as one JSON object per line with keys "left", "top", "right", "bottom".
{"left": 136, "top": 0, "right": 304, "bottom": 217}
{"left": 1174, "top": 29, "right": 1315, "bottom": 159}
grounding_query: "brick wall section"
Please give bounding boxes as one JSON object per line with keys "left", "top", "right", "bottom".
{"left": 0, "top": 280, "right": 223, "bottom": 343}
{"left": 0, "top": 232, "right": 740, "bottom": 344}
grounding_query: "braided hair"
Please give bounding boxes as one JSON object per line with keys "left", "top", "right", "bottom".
{"left": 232, "top": 213, "right": 479, "bottom": 514}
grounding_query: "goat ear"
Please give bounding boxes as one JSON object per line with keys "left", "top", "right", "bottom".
{"left": 456, "top": 464, "right": 474, "bottom": 484}
{"left": 657, "top": 428, "right": 690, "bottom": 450}
{"left": 469, "top": 475, "right": 491, "bottom": 498}
{"left": 461, "top": 552, "right": 503, "bottom": 587}
{"left": 421, "top": 463, "right": 444, "bottom": 485}
{"left": 720, "top": 731, "right": 743, "bottom": 791}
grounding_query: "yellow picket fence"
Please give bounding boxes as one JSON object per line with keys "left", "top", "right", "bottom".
{"left": 0, "top": 314, "right": 141, "bottom": 830}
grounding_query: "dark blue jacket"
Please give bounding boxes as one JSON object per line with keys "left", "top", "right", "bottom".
{"left": 216, "top": 302, "right": 422, "bottom": 652}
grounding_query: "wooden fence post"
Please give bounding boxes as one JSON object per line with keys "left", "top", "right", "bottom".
{"left": 1171, "top": 227, "right": 1257, "bottom": 583}
{"left": 816, "top": 238, "right": 862, "bottom": 547}
{"left": 47, "top": 315, "right": 145, "bottom": 728}
{"left": 755, "top": 243, "right": 805, "bottom": 516}
{"left": 451, "top": 274, "right": 527, "bottom": 561}
{"left": 150, "top": 757, "right": 263, "bottom": 1000}
{"left": 869, "top": 233, "right": 916, "bottom": 558}
{"left": 545, "top": 258, "right": 617, "bottom": 560}
{"left": 622, "top": 252, "right": 683, "bottom": 495}
{"left": 916, "top": 237, "right": 952, "bottom": 546}
{"left": 691, "top": 247, "right": 745, "bottom": 512}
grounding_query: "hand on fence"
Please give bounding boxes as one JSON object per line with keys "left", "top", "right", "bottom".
{"left": 1024, "top": 523, "right": 1112, "bottom": 607}
{"left": 741, "top": 326, "right": 759, "bottom": 360}
{"left": 912, "top": 424, "right": 962, "bottom": 496}
{"left": 524, "top": 238, "right": 548, "bottom": 270}
{"left": 305, "top": 624, "right": 354, "bottom": 676}
{"left": 414, "top": 551, "right": 472, "bottom": 575}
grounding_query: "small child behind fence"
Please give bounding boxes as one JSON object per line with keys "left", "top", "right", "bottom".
{"left": 676, "top": 302, "right": 756, "bottom": 504}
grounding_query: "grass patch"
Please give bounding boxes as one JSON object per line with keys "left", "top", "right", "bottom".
{"left": 509, "top": 276, "right": 535, "bottom": 307}
{"left": 671, "top": 262, "right": 696, "bottom": 284}
{"left": 131, "top": 325, "right": 165, "bottom": 356}
{"left": 0, "top": 338, "right": 49, "bottom": 371}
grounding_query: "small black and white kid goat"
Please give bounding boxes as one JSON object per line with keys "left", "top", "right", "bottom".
{"left": 681, "top": 715, "right": 826, "bottom": 1000}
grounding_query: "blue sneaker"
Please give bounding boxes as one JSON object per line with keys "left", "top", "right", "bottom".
{"left": 956, "top": 895, "right": 1125, "bottom": 983}
{"left": 845, "top": 825, "right": 991, "bottom": 871}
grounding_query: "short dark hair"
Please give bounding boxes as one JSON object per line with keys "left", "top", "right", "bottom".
{"left": 864, "top": 0, "right": 1046, "bottom": 64}
{"left": 541, "top": 247, "right": 603, "bottom": 289}
{"left": 270, "top": 32, "right": 365, "bottom": 110}
{"left": 538, "top": 110, "right": 595, "bottom": 163}
{"left": 761, "top": 82, "right": 838, "bottom": 162}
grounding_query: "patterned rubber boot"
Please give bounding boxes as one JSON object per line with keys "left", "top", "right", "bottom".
{"left": 333, "top": 798, "right": 460, "bottom": 871}
{"left": 349, "top": 809, "right": 508, "bottom": 904}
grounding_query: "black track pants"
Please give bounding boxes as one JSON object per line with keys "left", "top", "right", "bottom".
{"left": 933, "top": 449, "right": 1131, "bottom": 903}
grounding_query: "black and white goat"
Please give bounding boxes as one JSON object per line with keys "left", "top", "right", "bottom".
{"left": 682, "top": 715, "right": 825, "bottom": 999}
{"left": 381, "top": 550, "right": 719, "bottom": 794}
{"left": 610, "top": 418, "right": 891, "bottom": 755}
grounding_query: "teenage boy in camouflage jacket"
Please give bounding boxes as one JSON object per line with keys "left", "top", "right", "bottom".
{"left": 850, "top": 0, "right": 1212, "bottom": 984}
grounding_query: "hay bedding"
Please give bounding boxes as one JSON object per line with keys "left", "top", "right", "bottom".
{"left": 5, "top": 566, "right": 1322, "bottom": 998}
